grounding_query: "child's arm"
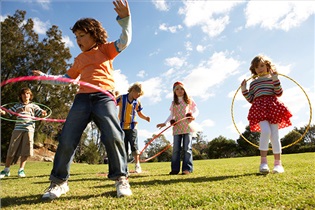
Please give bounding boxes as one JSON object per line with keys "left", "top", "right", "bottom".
{"left": 241, "top": 79, "right": 254, "bottom": 103}
{"left": 32, "top": 70, "right": 71, "bottom": 85}
{"left": 137, "top": 111, "right": 150, "bottom": 122}
{"left": 271, "top": 73, "right": 283, "bottom": 97}
{"left": 113, "top": 0, "right": 132, "bottom": 52}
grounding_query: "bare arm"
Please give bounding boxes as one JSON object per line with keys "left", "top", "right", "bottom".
{"left": 138, "top": 111, "right": 150, "bottom": 122}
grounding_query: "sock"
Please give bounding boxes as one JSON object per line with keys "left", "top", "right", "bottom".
{"left": 274, "top": 160, "right": 281, "bottom": 166}
{"left": 19, "top": 168, "right": 24, "bottom": 172}
{"left": 4, "top": 167, "right": 10, "bottom": 172}
{"left": 261, "top": 157, "right": 267, "bottom": 164}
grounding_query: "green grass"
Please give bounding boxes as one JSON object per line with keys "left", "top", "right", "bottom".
{"left": 1, "top": 153, "right": 314, "bottom": 209}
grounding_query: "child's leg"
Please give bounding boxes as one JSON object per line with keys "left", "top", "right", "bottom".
{"left": 269, "top": 123, "right": 281, "bottom": 161}
{"left": 93, "top": 94, "right": 128, "bottom": 180}
{"left": 269, "top": 124, "right": 284, "bottom": 173}
{"left": 182, "top": 133, "right": 193, "bottom": 173}
{"left": 20, "top": 156, "right": 28, "bottom": 169}
{"left": 171, "top": 135, "right": 182, "bottom": 173}
{"left": 258, "top": 121, "right": 271, "bottom": 163}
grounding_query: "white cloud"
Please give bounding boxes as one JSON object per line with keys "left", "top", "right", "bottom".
{"left": 32, "top": 17, "right": 50, "bottom": 34}
{"left": 141, "top": 77, "right": 164, "bottom": 103}
{"left": 152, "top": 0, "right": 169, "bottom": 11}
{"left": 201, "top": 119, "right": 215, "bottom": 128}
{"left": 0, "top": 15, "right": 7, "bottom": 22}
{"left": 36, "top": 0, "right": 51, "bottom": 10}
{"left": 179, "top": 1, "right": 243, "bottom": 37}
{"left": 62, "top": 35, "right": 74, "bottom": 48}
{"left": 245, "top": 1, "right": 315, "bottom": 31}
{"left": 137, "top": 70, "right": 147, "bottom": 78}
{"left": 159, "top": 23, "right": 183, "bottom": 33}
{"left": 113, "top": 69, "right": 130, "bottom": 94}
{"left": 164, "top": 56, "right": 186, "bottom": 68}
{"left": 183, "top": 51, "right": 241, "bottom": 100}
{"left": 196, "top": 45, "right": 206, "bottom": 53}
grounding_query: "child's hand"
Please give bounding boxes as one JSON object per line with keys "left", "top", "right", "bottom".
{"left": 0, "top": 109, "right": 6, "bottom": 115}
{"left": 41, "top": 110, "right": 47, "bottom": 117}
{"left": 113, "top": 0, "right": 130, "bottom": 19}
{"left": 146, "top": 116, "right": 150, "bottom": 122}
{"left": 241, "top": 79, "right": 247, "bottom": 91}
{"left": 156, "top": 123, "right": 166, "bottom": 129}
{"left": 32, "top": 70, "right": 43, "bottom": 76}
{"left": 270, "top": 69, "right": 279, "bottom": 81}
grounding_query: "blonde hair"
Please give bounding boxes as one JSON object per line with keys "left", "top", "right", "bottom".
{"left": 249, "top": 55, "right": 276, "bottom": 76}
{"left": 128, "top": 82, "right": 144, "bottom": 96}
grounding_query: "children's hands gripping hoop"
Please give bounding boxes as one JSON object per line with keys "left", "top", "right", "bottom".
{"left": 139, "top": 116, "right": 191, "bottom": 162}
{"left": 0, "top": 102, "right": 53, "bottom": 122}
{"left": 1, "top": 76, "right": 117, "bottom": 123}
{"left": 231, "top": 73, "right": 312, "bottom": 150}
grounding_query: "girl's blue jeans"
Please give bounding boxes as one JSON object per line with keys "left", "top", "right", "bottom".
{"left": 49, "top": 92, "right": 128, "bottom": 183}
{"left": 171, "top": 133, "right": 193, "bottom": 173}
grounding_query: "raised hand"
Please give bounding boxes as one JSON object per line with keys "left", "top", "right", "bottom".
{"left": 113, "top": 0, "right": 130, "bottom": 19}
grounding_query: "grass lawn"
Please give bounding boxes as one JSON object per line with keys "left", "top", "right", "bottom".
{"left": 1, "top": 152, "right": 314, "bottom": 209}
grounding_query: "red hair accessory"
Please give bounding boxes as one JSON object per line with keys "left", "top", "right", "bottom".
{"left": 173, "top": 81, "right": 184, "bottom": 90}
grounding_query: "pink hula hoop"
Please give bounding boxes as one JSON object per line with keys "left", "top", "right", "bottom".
{"left": 1, "top": 76, "right": 116, "bottom": 123}
{"left": 140, "top": 116, "right": 191, "bottom": 162}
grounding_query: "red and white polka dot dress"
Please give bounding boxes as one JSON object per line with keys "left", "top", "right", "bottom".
{"left": 248, "top": 95, "right": 292, "bottom": 132}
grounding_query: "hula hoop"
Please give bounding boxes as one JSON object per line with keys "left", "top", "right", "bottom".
{"left": 1, "top": 76, "right": 117, "bottom": 122}
{"left": 139, "top": 116, "right": 191, "bottom": 162}
{"left": 0, "top": 102, "right": 52, "bottom": 122}
{"left": 231, "top": 73, "right": 312, "bottom": 150}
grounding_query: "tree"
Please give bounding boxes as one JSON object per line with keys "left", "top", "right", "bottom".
{"left": 192, "top": 131, "right": 208, "bottom": 159}
{"left": 143, "top": 134, "right": 172, "bottom": 162}
{"left": 207, "top": 136, "right": 237, "bottom": 159}
{"left": 1, "top": 10, "right": 76, "bottom": 160}
{"left": 236, "top": 126, "right": 260, "bottom": 156}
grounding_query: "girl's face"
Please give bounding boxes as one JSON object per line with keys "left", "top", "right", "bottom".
{"left": 174, "top": 86, "right": 185, "bottom": 97}
{"left": 21, "top": 91, "right": 31, "bottom": 103}
{"left": 255, "top": 61, "right": 268, "bottom": 75}
{"left": 75, "top": 30, "right": 96, "bottom": 52}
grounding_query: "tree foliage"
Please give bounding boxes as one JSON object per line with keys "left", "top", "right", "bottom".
{"left": 1, "top": 10, "right": 76, "bottom": 160}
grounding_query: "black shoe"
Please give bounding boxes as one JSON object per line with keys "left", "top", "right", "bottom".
{"left": 169, "top": 171, "right": 179, "bottom": 175}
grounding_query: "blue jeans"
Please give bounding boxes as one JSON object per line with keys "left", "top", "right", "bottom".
{"left": 50, "top": 92, "right": 128, "bottom": 183}
{"left": 171, "top": 133, "right": 193, "bottom": 173}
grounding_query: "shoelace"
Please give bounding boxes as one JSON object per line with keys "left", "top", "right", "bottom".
{"left": 43, "top": 183, "right": 58, "bottom": 193}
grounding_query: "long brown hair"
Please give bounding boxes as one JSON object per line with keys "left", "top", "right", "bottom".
{"left": 249, "top": 55, "right": 276, "bottom": 76}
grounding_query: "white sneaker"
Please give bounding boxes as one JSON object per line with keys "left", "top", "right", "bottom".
{"left": 135, "top": 164, "right": 142, "bottom": 173}
{"left": 0, "top": 170, "right": 10, "bottom": 179}
{"left": 115, "top": 177, "right": 132, "bottom": 198}
{"left": 42, "top": 181, "right": 69, "bottom": 200}
{"left": 272, "top": 165, "right": 284, "bottom": 174}
{"left": 259, "top": 163, "right": 270, "bottom": 174}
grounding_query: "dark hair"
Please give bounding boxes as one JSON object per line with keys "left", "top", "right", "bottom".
{"left": 71, "top": 18, "right": 108, "bottom": 44}
{"left": 19, "top": 87, "right": 33, "bottom": 102}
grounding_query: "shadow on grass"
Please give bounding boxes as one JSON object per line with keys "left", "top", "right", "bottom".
{"left": 1, "top": 191, "right": 118, "bottom": 208}
{"left": 1, "top": 172, "right": 262, "bottom": 208}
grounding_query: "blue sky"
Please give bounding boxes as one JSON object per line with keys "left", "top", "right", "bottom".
{"left": 2, "top": 1, "right": 315, "bottom": 150}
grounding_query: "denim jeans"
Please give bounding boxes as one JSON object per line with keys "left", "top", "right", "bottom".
{"left": 50, "top": 92, "right": 128, "bottom": 183}
{"left": 171, "top": 133, "right": 193, "bottom": 173}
